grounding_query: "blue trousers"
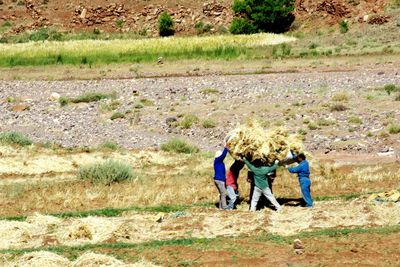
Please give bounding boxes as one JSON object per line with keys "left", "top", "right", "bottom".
{"left": 299, "top": 177, "right": 313, "bottom": 208}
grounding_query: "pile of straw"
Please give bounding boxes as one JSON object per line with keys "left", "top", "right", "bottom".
{"left": 7, "top": 251, "right": 160, "bottom": 267}
{"left": 226, "top": 121, "right": 304, "bottom": 164}
{"left": 368, "top": 190, "right": 400, "bottom": 202}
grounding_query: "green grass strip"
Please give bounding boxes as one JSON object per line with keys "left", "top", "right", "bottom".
{"left": 1, "top": 225, "right": 399, "bottom": 256}
{"left": 0, "top": 202, "right": 214, "bottom": 221}
{"left": 0, "top": 190, "right": 382, "bottom": 222}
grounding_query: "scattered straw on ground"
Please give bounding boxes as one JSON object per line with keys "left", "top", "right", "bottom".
{"left": 2, "top": 251, "right": 160, "bottom": 267}
{"left": 226, "top": 121, "right": 303, "bottom": 163}
{"left": 0, "top": 199, "right": 399, "bottom": 250}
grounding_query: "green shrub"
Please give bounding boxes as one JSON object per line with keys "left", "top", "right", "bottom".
{"left": 158, "top": 11, "right": 174, "bottom": 37}
{"left": 317, "top": 118, "right": 335, "bottom": 126}
{"left": 110, "top": 112, "right": 125, "bottom": 120}
{"left": 348, "top": 116, "right": 363, "bottom": 124}
{"left": 180, "top": 114, "right": 199, "bottom": 129}
{"left": 297, "top": 129, "right": 307, "bottom": 135}
{"left": 2, "top": 21, "right": 12, "bottom": 27}
{"left": 384, "top": 84, "right": 398, "bottom": 95}
{"left": 6, "top": 96, "right": 15, "bottom": 103}
{"left": 330, "top": 103, "right": 348, "bottom": 112}
{"left": 231, "top": 0, "right": 295, "bottom": 33}
{"left": 78, "top": 160, "right": 135, "bottom": 185}
{"left": 134, "top": 103, "right": 144, "bottom": 109}
{"left": 339, "top": 20, "right": 349, "bottom": 33}
{"left": 308, "top": 122, "right": 319, "bottom": 130}
{"left": 59, "top": 97, "right": 69, "bottom": 107}
{"left": 202, "top": 119, "right": 216, "bottom": 128}
{"left": 230, "top": 17, "right": 257, "bottom": 34}
{"left": 200, "top": 88, "right": 220, "bottom": 94}
{"left": 195, "top": 21, "right": 212, "bottom": 35}
{"left": 70, "top": 92, "right": 113, "bottom": 103}
{"left": 93, "top": 28, "right": 101, "bottom": 35}
{"left": 388, "top": 124, "right": 400, "bottom": 134}
{"left": 160, "top": 138, "right": 199, "bottom": 154}
{"left": 332, "top": 92, "right": 349, "bottom": 102}
{"left": 98, "top": 141, "right": 119, "bottom": 151}
{"left": 0, "top": 132, "right": 33, "bottom": 146}
{"left": 29, "top": 28, "right": 50, "bottom": 41}
{"left": 139, "top": 98, "right": 154, "bottom": 106}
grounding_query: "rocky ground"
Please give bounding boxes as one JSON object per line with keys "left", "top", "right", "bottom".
{"left": 1, "top": 67, "right": 399, "bottom": 154}
{"left": 0, "top": 0, "right": 393, "bottom": 36}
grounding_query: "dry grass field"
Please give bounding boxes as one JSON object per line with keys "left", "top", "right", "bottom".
{"left": 0, "top": 143, "right": 399, "bottom": 266}
{"left": 1, "top": 3, "right": 400, "bottom": 265}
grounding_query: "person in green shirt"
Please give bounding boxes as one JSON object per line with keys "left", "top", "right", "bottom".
{"left": 243, "top": 158, "right": 282, "bottom": 212}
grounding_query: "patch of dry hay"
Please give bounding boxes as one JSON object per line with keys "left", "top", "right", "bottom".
{"left": 8, "top": 251, "right": 71, "bottom": 267}
{"left": 73, "top": 252, "right": 125, "bottom": 266}
{"left": 4, "top": 251, "right": 160, "bottom": 267}
{"left": 1, "top": 200, "right": 399, "bottom": 250}
{"left": 368, "top": 190, "right": 400, "bottom": 202}
{"left": 226, "top": 121, "right": 303, "bottom": 163}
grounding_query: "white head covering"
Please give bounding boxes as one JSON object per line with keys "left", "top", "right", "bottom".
{"left": 215, "top": 150, "right": 223, "bottom": 158}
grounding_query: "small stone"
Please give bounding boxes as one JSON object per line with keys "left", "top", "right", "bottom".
{"left": 50, "top": 92, "right": 61, "bottom": 101}
{"left": 293, "top": 239, "right": 304, "bottom": 249}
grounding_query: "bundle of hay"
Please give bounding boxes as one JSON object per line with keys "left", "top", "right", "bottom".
{"left": 226, "top": 121, "right": 304, "bottom": 164}
{"left": 11, "top": 251, "right": 71, "bottom": 267}
{"left": 367, "top": 190, "right": 400, "bottom": 202}
{"left": 73, "top": 252, "right": 125, "bottom": 267}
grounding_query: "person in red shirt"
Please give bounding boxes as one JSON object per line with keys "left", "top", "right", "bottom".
{"left": 226, "top": 160, "right": 244, "bottom": 210}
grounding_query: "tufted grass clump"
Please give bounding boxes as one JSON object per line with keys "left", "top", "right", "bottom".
{"left": 78, "top": 160, "right": 136, "bottom": 185}
{"left": 180, "top": 114, "right": 200, "bottom": 129}
{"left": 0, "top": 132, "right": 33, "bottom": 146}
{"left": 98, "top": 141, "right": 119, "bottom": 151}
{"left": 202, "top": 119, "right": 216, "bottom": 128}
{"left": 161, "top": 138, "right": 199, "bottom": 154}
{"left": 388, "top": 124, "right": 400, "bottom": 134}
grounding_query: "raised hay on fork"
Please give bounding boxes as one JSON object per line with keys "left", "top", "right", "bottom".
{"left": 226, "top": 121, "right": 304, "bottom": 164}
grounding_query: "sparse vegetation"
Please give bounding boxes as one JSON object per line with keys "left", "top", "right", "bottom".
{"left": 330, "top": 103, "right": 348, "bottom": 112}
{"left": 139, "top": 98, "right": 154, "bottom": 106}
{"left": 348, "top": 116, "right": 363, "bottom": 124}
{"left": 388, "top": 124, "right": 400, "bottom": 134}
{"left": 59, "top": 92, "right": 114, "bottom": 106}
{"left": 110, "top": 112, "right": 125, "bottom": 120}
{"left": 202, "top": 119, "right": 217, "bottom": 128}
{"left": 98, "top": 141, "right": 119, "bottom": 151}
{"left": 332, "top": 92, "right": 349, "bottom": 102}
{"left": 180, "top": 114, "right": 200, "bottom": 129}
{"left": 160, "top": 138, "right": 199, "bottom": 154}
{"left": 200, "top": 88, "right": 220, "bottom": 94}
{"left": 0, "top": 132, "right": 33, "bottom": 147}
{"left": 383, "top": 84, "right": 399, "bottom": 95}
{"left": 308, "top": 122, "right": 319, "bottom": 130}
{"left": 78, "top": 160, "right": 136, "bottom": 185}
{"left": 317, "top": 118, "right": 335, "bottom": 127}
{"left": 195, "top": 21, "right": 212, "bottom": 35}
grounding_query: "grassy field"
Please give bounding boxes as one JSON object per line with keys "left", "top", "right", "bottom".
{"left": 0, "top": 33, "right": 296, "bottom": 67}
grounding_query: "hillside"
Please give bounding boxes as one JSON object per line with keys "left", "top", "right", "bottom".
{"left": 0, "top": 0, "right": 396, "bottom": 36}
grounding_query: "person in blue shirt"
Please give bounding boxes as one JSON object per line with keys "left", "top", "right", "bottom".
{"left": 213, "top": 146, "right": 229, "bottom": 210}
{"left": 287, "top": 153, "right": 313, "bottom": 208}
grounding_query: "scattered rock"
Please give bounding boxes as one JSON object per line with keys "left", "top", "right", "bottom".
{"left": 50, "top": 92, "right": 61, "bottom": 101}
